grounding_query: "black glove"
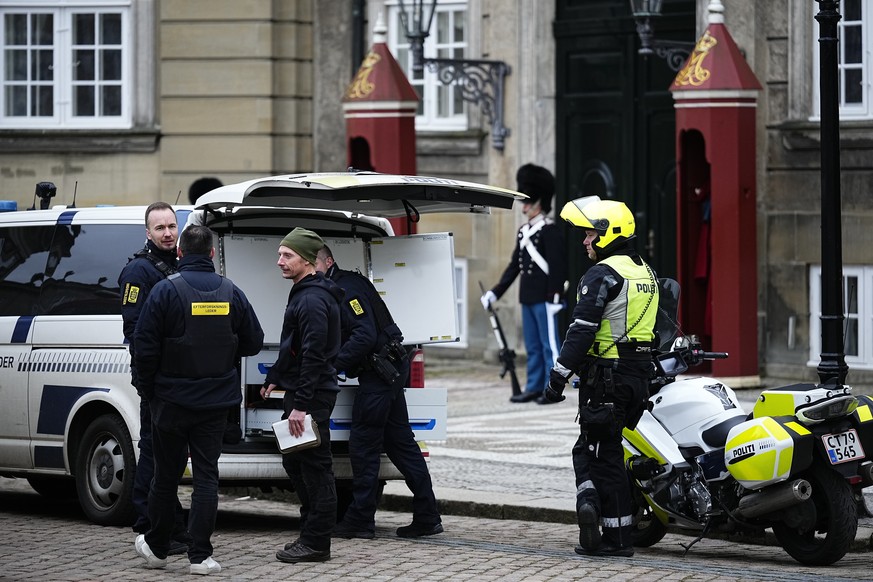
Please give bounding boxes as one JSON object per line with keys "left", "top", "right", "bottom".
{"left": 545, "top": 369, "right": 568, "bottom": 403}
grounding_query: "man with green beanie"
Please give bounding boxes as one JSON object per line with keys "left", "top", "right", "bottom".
{"left": 261, "top": 227, "right": 344, "bottom": 563}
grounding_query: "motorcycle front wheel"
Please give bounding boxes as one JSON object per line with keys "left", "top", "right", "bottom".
{"left": 771, "top": 465, "right": 857, "bottom": 566}
{"left": 629, "top": 480, "right": 667, "bottom": 547}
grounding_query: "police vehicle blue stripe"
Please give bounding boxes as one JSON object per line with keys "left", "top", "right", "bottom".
{"left": 329, "top": 418, "right": 436, "bottom": 431}
{"left": 12, "top": 316, "right": 34, "bottom": 343}
{"left": 34, "top": 445, "right": 66, "bottom": 469}
{"left": 58, "top": 210, "right": 78, "bottom": 225}
{"left": 37, "top": 385, "right": 109, "bottom": 435}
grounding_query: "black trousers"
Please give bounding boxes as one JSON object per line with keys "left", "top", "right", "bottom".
{"left": 342, "top": 371, "right": 440, "bottom": 530}
{"left": 132, "top": 395, "right": 186, "bottom": 537}
{"left": 281, "top": 390, "right": 337, "bottom": 551}
{"left": 145, "top": 400, "right": 227, "bottom": 563}
{"left": 572, "top": 367, "right": 647, "bottom": 548}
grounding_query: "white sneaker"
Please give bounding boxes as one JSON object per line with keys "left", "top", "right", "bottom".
{"left": 190, "top": 556, "right": 222, "bottom": 575}
{"left": 134, "top": 534, "right": 167, "bottom": 569}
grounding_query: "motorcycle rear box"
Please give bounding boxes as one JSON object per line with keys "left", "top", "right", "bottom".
{"left": 752, "top": 383, "right": 851, "bottom": 418}
{"left": 724, "top": 416, "right": 814, "bottom": 490}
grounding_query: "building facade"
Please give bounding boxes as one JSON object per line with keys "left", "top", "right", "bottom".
{"left": 1, "top": 0, "right": 871, "bottom": 385}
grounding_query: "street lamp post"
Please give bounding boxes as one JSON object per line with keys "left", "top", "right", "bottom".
{"left": 398, "top": 0, "right": 511, "bottom": 151}
{"left": 814, "top": 0, "right": 849, "bottom": 385}
{"left": 628, "top": 0, "right": 694, "bottom": 71}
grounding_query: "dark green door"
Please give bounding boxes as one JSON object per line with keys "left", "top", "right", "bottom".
{"left": 555, "top": 0, "right": 695, "bottom": 288}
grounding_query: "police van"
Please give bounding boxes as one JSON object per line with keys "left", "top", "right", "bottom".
{"left": 0, "top": 172, "right": 524, "bottom": 525}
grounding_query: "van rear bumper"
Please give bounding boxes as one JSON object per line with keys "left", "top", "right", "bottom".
{"left": 190, "top": 452, "right": 404, "bottom": 484}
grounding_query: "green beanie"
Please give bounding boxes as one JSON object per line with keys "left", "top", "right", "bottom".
{"left": 280, "top": 227, "right": 324, "bottom": 264}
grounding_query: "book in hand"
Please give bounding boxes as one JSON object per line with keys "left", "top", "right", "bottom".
{"left": 272, "top": 415, "right": 320, "bottom": 453}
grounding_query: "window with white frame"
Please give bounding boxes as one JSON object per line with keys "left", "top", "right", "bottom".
{"left": 440, "top": 257, "right": 468, "bottom": 348}
{"left": 0, "top": 1, "right": 131, "bottom": 129}
{"left": 808, "top": 265, "right": 872, "bottom": 369}
{"left": 386, "top": 0, "right": 468, "bottom": 130}
{"left": 812, "top": 0, "right": 871, "bottom": 119}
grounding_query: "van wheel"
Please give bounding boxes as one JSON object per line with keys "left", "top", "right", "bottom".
{"left": 74, "top": 414, "right": 137, "bottom": 526}
{"left": 26, "top": 476, "right": 78, "bottom": 500}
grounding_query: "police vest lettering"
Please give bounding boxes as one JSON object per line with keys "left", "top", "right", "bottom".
{"left": 160, "top": 274, "right": 238, "bottom": 378}
{"left": 590, "top": 254, "right": 658, "bottom": 360}
{"left": 191, "top": 302, "right": 230, "bottom": 316}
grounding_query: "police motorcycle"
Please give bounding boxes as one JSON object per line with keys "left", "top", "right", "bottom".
{"left": 623, "top": 279, "right": 873, "bottom": 566}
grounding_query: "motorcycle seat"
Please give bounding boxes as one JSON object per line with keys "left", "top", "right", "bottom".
{"left": 701, "top": 414, "right": 748, "bottom": 449}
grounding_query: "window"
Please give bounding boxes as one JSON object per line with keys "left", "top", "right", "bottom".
{"left": 39, "top": 223, "right": 144, "bottom": 315}
{"left": 808, "top": 265, "right": 873, "bottom": 369}
{"left": 0, "top": 225, "right": 54, "bottom": 316}
{"left": 0, "top": 1, "right": 131, "bottom": 129}
{"left": 445, "top": 257, "right": 468, "bottom": 348}
{"left": 812, "top": 0, "right": 871, "bottom": 119}
{"left": 387, "top": 0, "right": 468, "bottom": 130}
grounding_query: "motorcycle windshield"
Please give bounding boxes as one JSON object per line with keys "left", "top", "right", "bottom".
{"left": 656, "top": 278, "right": 681, "bottom": 350}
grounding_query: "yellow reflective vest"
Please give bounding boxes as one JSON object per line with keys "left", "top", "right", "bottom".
{"left": 589, "top": 254, "right": 658, "bottom": 360}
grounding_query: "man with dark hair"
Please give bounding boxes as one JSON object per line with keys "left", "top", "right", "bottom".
{"left": 261, "top": 227, "right": 344, "bottom": 563}
{"left": 315, "top": 245, "right": 442, "bottom": 540}
{"left": 481, "top": 164, "right": 568, "bottom": 404}
{"left": 133, "top": 225, "right": 264, "bottom": 575}
{"left": 119, "top": 201, "right": 190, "bottom": 552}
{"left": 188, "top": 177, "right": 223, "bottom": 205}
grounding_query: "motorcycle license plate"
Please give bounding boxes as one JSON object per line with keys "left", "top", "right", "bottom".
{"left": 822, "top": 429, "right": 865, "bottom": 465}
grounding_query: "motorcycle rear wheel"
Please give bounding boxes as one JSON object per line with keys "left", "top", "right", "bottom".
{"left": 629, "top": 481, "right": 668, "bottom": 547}
{"left": 771, "top": 465, "right": 857, "bottom": 566}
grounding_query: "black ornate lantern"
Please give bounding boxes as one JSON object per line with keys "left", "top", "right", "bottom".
{"left": 628, "top": 0, "right": 694, "bottom": 71}
{"left": 628, "top": 0, "right": 663, "bottom": 56}
{"left": 397, "top": 0, "right": 511, "bottom": 150}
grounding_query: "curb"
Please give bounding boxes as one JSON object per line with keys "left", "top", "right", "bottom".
{"left": 222, "top": 486, "right": 873, "bottom": 553}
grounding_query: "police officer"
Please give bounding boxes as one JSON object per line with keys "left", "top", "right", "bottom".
{"left": 118, "top": 201, "right": 189, "bottom": 552}
{"left": 481, "top": 164, "right": 568, "bottom": 403}
{"left": 261, "top": 228, "right": 344, "bottom": 564}
{"left": 132, "top": 225, "right": 264, "bottom": 574}
{"left": 315, "top": 245, "right": 442, "bottom": 540}
{"left": 543, "top": 196, "right": 659, "bottom": 558}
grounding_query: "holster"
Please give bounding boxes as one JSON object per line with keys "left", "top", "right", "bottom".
{"left": 578, "top": 358, "right": 620, "bottom": 439}
{"left": 367, "top": 338, "right": 408, "bottom": 386}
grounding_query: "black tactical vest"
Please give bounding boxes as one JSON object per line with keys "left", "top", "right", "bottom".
{"left": 160, "top": 274, "right": 237, "bottom": 378}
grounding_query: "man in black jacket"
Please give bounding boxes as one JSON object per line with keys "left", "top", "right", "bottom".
{"left": 315, "top": 245, "right": 442, "bottom": 540}
{"left": 133, "top": 225, "right": 264, "bottom": 575}
{"left": 118, "top": 201, "right": 189, "bottom": 550}
{"left": 260, "top": 227, "right": 343, "bottom": 563}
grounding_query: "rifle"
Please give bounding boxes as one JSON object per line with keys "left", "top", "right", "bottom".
{"left": 479, "top": 281, "right": 522, "bottom": 396}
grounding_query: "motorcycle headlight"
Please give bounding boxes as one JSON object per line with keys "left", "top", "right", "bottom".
{"left": 796, "top": 395, "right": 859, "bottom": 425}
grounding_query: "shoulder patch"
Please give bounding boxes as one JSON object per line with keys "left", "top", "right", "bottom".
{"left": 580, "top": 285, "right": 588, "bottom": 296}
{"left": 349, "top": 298, "right": 365, "bottom": 316}
{"left": 124, "top": 284, "right": 140, "bottom": 305}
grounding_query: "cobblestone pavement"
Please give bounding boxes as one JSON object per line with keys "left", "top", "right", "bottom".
{"left": 0, "top": 478, "right": 870, "bottom": 582}
{"left": 1, "top": 358, "right": 871, "bottom": 580}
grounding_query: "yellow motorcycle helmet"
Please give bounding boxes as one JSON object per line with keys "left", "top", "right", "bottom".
{"left": 560, "top": 195, "right": 636, "bottom": 254}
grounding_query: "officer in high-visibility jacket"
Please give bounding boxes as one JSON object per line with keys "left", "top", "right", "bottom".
{"left": 542, "top": 196, "right": 659, "bottom": 558}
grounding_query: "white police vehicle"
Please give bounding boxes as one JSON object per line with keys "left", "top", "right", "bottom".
{"left": 0, "top": 172, "right": 524, "bottom": 525}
